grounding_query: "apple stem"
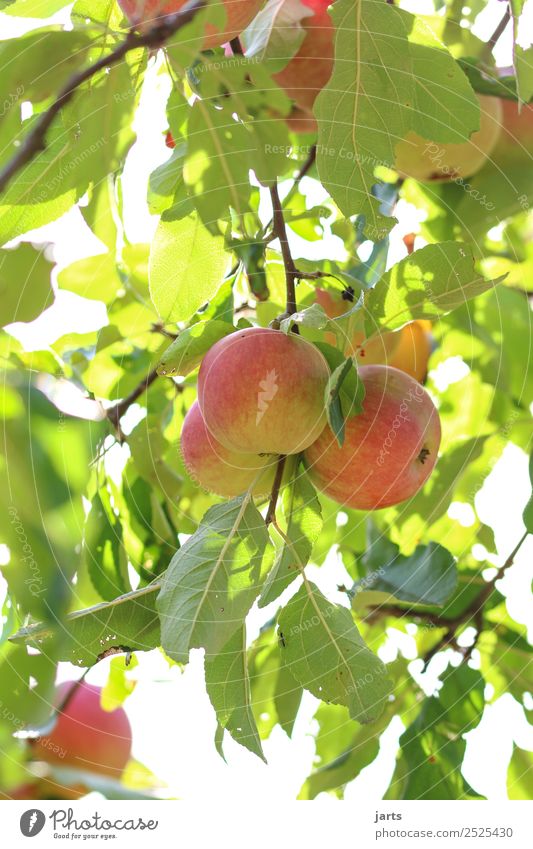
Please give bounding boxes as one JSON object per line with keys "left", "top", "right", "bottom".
{"left": 265, "top": 455, "right": 287, "bottom": 526}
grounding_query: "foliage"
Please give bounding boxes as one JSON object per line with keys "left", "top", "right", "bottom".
{"left": 0, "top": 0, "right": 531, "bottom": 802}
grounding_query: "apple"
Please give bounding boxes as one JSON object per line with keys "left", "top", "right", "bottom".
{"left": 33, "top": 681, "right": 132, "bottom": 778}
{"left": 304, "top": 364, "right": 441, "bottom": 509}
{"left": 181, "top": 400, "right": 280, "bottom": 496}
{"left": 395, "top": 95, "right": 502, "bottom": 182}
{"left": 274, "top": 0, "right": 334, "bottom": 128}
{"left": 118, "top": 0, "right": 263, "bottom": 48}
{"left": 493, "top": 97, "right": 533, "bottom": 162}
{"left": 315, "top": 288, "right": 432, "bottom": 382}
{"left": 198, "top": 327, "right": 330, "bottom": 455}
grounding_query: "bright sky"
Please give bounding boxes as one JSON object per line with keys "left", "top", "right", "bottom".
{"left": 1, "top": 0, "right": 532, "bottom": 801}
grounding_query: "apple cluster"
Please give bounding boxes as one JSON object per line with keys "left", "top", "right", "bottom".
{"left": 181, "top": 326, "right": 441, "bottom": 510}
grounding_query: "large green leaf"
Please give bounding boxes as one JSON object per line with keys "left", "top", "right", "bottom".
{"left": 10, "top": 585, "right": 161, "bottom": 667}
{"left": 316, "top": 0, "right": 479, "bottom": 233}
{"left": 386, "top": 665, "right": 485, "bottom": 800}
{"left": 205, "top": 626, "right": 265, "bottom": 762}
{"left": 0, "top": 244, "right": 53, "bottom": 326}
{"left": 352, "top": 542, "right": 457, "bottom": 607}
{"left": 149, "top": 213, "right": 228, "bottom": 323}
{"left": 248, "top": 627, "right": 303, "bottom": 740}
{"left": 157, "top": 320, "right": 235, "bottom": 377}
{"left": 366, "top": 243, "right": 502, "bottom": 332}
{"left": 157, "top": 497, "right": 274, "bottom": 663}
{"left": 278, "top": 582, "right": 391, "bottom": 723}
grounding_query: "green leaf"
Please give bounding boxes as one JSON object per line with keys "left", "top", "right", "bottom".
{"left": 10, "top": 585, "right": 161, "bottom": 667}
{"left": 507, "top": 740, "right": 533, "bottom": 800}
{"left": 157, "top": 497, "right": 274, "bottom": 663}
{"left": 387, "top": 665, "right": 485, "bottom": 800}
{"left": 205, "top": 625, "right": 265, "bottom": 762}
{"left": 366, "top": 242, "right": 502, "bottom": 332}
{"left": 101, "top": 655, "right": 138, "bottom": 711}
{"left": 2, "top": 60, "right": 136, "bottom": 234}
{"left": 148, "top": 145, "right": 187, "bottom": 215}
{"left": 259, "top": 474, "right": 322, "bottom": 607}
{"left": 57, "top": 253, "right": 121, "bottom": 304}
{"left": 149, "top": 213, "right": 228, "bottom": 323}
{"left": 279, "top": 303, "right": 329, "bottom": 333}
{"left": 0, "top": 244, "right": 53, "bottom": 326}
{"left": 84, "top": 491, "right": 129, "bottom": 602}
{"left": 315, "top": 0, "right": 479, "bottom": 233}
{"left": 278, "top": 582, "right": 391, "bottom": 723}
{"left": 324, "top": 357, "right": 365, "bottom": 447}
{"left": 510, "top": 1, "right": 533, "bottom": 104}
{"left": 157, "top": 320, "right": 235, "bottom": 377}
{"left": 353, "top": 542, "right": 458, "bottom": 607}
{"left": 184, "top": 99, "right": 253, "bottom": 224}
{"left": 522, "top": 451, "right": 533, "bottom": 533}
{"left": 247, "top": 627, "right": 303, "bottom": 739}
{"left": 1, "top": 0, "right": 69, "bottom": 14}
{"left": 298, "top": 701, "right": 391, "bottom": 799}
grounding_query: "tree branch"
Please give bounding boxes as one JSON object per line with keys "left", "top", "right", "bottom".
{"left": 106, "top": 365, "right": 160, "bottom": 438}
{"left": 485, "top": 3, "right": 511, "bottom": 56}
{"left": 269, "top": 182, "right": 298, "bottom": 316}
{"left": 365, "top": 530, "right": 530, "bottom": 666}
{"left": 0, "top": 0, "right": 206, "bottom": 196}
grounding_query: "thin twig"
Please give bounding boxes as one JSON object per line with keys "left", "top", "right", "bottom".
{"left": 151, "top": 322, "right": 178, "bottom": 340}
{"left": 265, "top": 455, "right": 287, "bottom": 526}
{"left": 0, "top": 0, "right": 206, "bottom": 195}
{"left": 366, "top": 530, "right": 530, "bottom": 667}
{"left": 485, "top": 3, "right": 511, "bottom": 55}
{"left": 269, "top": 183, "right": 298, "bottom": 315}
{"left": 229, "top": 36, "right": 244, "bottom": 55}
{"left": 106, "top": 366, "right": 160, "bottom": 437}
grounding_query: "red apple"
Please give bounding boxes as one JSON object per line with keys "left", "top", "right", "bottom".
{"left": 304, "top": 365, "right": 441, "bottom": 509}
{"left": 198, "top": 326, "right": 330, "bottom": 455}
{"left": 493, "top": 97, "right": 533, "bottom": 162}
{"left": 274, "top": 0, "right": 334, "bottom": 125}
{"left": 33, "top": 681, "right": 132, "bottom": 779}
{"left": 181, "top": 400, "right": 279, "bottom": 496}
{"left": 118, "top": 0, "right": 263, "bottom": 48}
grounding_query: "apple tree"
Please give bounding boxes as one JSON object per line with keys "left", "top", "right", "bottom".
{"left": 0, "top": 0, "right": 532, "bottom": 800}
